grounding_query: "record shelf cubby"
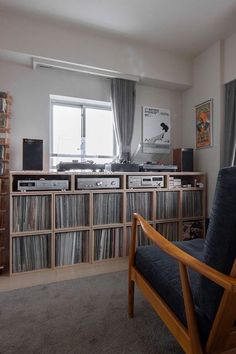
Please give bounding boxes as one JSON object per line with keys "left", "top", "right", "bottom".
{"left": 9, "top": 171, "right": 206, "bottom": 275}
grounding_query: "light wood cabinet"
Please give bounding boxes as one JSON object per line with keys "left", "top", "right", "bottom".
{"left": 9, "top": 171, "right": 206, "bottom": 275}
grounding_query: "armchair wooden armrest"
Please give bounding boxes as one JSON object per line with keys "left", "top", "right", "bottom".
{"left": 128, "top": 213, "right": 236, "bottom": 354}
{"left": 130, "top": 213, "right": 236, "bottom": 292}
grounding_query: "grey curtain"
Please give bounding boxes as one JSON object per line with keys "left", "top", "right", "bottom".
{"left": 111, "top": 78, "right": 136, "bottom": 162}
{"left": 224, "top": 79, "right": 236, "bottom": 166}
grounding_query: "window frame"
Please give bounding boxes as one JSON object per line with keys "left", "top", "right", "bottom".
{"left": 50, "top": 97, "right": 117, "bottom": 169}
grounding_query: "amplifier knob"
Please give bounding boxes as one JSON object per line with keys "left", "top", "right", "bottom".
{"left": 96, "top": 181, "right": 103, "bottom": 186}
{"left": 111, "top": 181, "right": 116, "bottom": 185}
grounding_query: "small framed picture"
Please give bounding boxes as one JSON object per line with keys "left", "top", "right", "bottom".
{"left": 195, "top": 99, "right": 213, "bottom": 148}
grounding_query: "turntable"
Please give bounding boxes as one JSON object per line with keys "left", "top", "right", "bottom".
{"left": 140, "top": 163, "right": 178, "bottom": 172}
{"left": 57, "top": 161, "right": 105, "bottom": 172}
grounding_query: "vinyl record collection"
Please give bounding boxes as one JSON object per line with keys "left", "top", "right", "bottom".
{"left": 56, "top": 231, "right": 89, "bottom": 266}
{"left": 94, "top": 228, "right": 123, "bottom": 260}
{"left": 157, "top": 191, "right": 179, "bottom": 219}
{"left": 126, "top": 225, "right": 153, "bottom": 256}
{"left": 12, "top": 234, "right": 51, "bottom": 272}
{"left": 93, "top": 193, "right": 122, "bottom": 225}
{"left": 0, "top": 145, "right": 4, "bottom": 160}
{"left": 55, "top": 194, "right": 89, "bottom": 228}
{"left": 12, "top": 195, "right": 51, "bottom": 232}
{"left": 126, "top": 192, "right": 152, "bottom": 222}
{"left": 156, "top": 222, "right": 179, "bottom": 241}
{"left": 182, "top": 190, "right": 202, "bottom": 217}
{"left": 0, "top": 162, "right": 3, "bottom": 176}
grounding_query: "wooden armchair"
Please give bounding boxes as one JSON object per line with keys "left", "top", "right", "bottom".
{"left": 128, "top": 167, "right": 236, "bottom": 354}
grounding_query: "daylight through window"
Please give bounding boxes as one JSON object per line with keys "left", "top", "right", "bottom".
{"left": 50, "top": 98, "right": 117, "bottom": 169}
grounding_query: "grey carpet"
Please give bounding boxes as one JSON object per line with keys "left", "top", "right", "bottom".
{"left": 0, "top": 271, "right": 183, "bottom": 354}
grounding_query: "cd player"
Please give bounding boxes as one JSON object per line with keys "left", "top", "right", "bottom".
{"left": 17, "top": 179, "right": 69, "bottom": 191}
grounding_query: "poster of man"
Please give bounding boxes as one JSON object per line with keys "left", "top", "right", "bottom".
{"left": 195, "top": 99, "right": 213, "bottom": 148}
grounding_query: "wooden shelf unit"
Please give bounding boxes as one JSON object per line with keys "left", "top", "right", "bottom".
{"left": 0, "top": 92, "right": 11, "bottom": 274}
{"left": 9, "top": 171, "right": 206, "bottom": 275}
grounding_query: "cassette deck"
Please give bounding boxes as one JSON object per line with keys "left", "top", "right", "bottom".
{"left": 128, "top": 175, "right": 164, "bottom": 188}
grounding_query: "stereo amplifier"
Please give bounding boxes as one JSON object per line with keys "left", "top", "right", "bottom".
{"left": 128, "top": 175, "right": 164, "bottom": 188}
{"left": 17, "top": 179, "right": 69, "bottom": 191}
{"left": 77, "top": 177, "right": 120, "bottom": 189}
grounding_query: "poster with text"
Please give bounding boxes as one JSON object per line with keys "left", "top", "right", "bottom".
{"left": 142, "top": 106, "right": 171, "bottom": 153}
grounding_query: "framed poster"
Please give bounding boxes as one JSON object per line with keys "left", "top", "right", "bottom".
{"left": 195, "top": 99, "right": 213, "bottom": 148}
{"left": 142, "top": 106, "right": 171, "bottom": 153}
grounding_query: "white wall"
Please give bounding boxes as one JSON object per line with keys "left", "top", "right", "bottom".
{"left": 0, "top": 10, "right": 192, "bottom": 88}
{"left": 224, "top": 31, "right": 236, "bottom": 84}
{"left": 0, "top": 60, "right": 182, "bottom": 171}
{"left": 182, "top": 41, "right": 223, "bottom": 215}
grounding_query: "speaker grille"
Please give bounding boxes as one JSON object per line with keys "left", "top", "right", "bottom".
{"left": 23, "top": 139, "right": 43, "bottom": 170}
{"left": 173, "top": 148, "right": 193, "bottom": 172}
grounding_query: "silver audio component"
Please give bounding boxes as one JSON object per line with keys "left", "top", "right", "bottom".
{"left": 77, "top": 177, "right": 120, "bottom": 189}
{"left": 128, "top": 175, "right": 164, "bottom": 188}
{"left": 17, "top": 179, "right": 69, "bottom": 191}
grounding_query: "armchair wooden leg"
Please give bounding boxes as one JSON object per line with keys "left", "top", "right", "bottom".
{"left": 128, "top": 277, "right": 135, "bottom": 318}
{"left": 128, "top": 216, "right": 138, "bottom": 318}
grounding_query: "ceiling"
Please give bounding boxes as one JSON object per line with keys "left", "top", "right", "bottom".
{"left": 1, "top": 0, "right": 236, "bottom": 57}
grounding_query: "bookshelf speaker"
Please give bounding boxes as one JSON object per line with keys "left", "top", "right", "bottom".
{"left": 173, "top": 148, "right": 193, "bottom": 172}
{"left": 23, "top": 138, "right": 43, "bottom": 171}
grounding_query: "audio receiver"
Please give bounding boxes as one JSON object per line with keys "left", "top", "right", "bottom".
{"left": 77, "top": 177, "right": 120, "bottom": 189}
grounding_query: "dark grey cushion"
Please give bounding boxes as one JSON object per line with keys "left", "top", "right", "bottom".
{"left": 135, "top": 239, "right": 211, "bottom": 344}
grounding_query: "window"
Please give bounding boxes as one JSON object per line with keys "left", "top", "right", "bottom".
{"left": 50, "top": 97, "right": 117, "bottom": 169}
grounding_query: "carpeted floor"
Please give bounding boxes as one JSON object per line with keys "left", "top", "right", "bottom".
{"left": 0, "top": 271, "right": 183, "bottom": 354}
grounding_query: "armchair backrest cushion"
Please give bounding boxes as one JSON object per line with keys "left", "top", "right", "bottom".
{"left": 196, "top": 167, "right": 236, "bottom": 322}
